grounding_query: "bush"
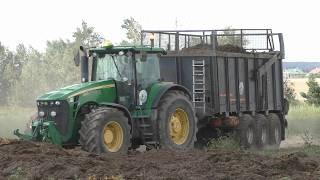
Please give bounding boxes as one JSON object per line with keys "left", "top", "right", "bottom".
{"left": 300, "top": 75, "right": 320, "bottom": 106}
{"left": 208, "top": 133, "right": 240, "bottom": 151}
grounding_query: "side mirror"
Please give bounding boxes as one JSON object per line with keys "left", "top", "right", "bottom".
{"left": 75, "top": 46, "right": 89, "bottom": 83}
{"left": 74, "top": 51, "right": 80, "bottom": 66}
{"left": 74, "top": 46, "right": 87, "bottom": 66}
{"left": 141, "top": 52, "right": 147, "bottom": 62}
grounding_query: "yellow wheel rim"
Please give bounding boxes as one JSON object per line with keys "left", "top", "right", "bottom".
{"left": 102, "top": 121, "right": 124, "bottom": 152}
{"left": 169, "top": 108, "right": 190, "bottom": 145}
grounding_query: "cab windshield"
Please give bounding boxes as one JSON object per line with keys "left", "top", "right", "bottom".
{"left": 95, "top": 53, "right": 132, "bottom": 82}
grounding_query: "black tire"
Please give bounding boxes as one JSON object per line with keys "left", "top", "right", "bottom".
{"left": 79, "top": 107, "right": 131, "bottom": 154}
{"left": 238, "top": 114, "right": 256, "bottom": 149}
{"left": 157, "top": 90, "right": 197, "bottom": 150}
{"left": 267, "top": 113, "right": 281, "bottom": 148}
{"left": 254, "top": 114, "right": 269, "bottom": 149}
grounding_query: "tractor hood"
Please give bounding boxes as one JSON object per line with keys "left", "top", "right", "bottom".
{"left": 37, "top": 80, "right": 115, "bottom": 101}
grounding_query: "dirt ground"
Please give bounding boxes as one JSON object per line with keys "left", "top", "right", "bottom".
{"left": 1, "top": 139, "right": 320, "bottom": 179}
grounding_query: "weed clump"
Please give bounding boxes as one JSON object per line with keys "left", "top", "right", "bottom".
{"left": 208, "top": 133, "right": 240, "bottom": 151}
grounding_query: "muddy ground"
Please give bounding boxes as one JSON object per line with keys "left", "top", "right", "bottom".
{"left": 0, "top": 139, "right": 320, "bottom": 180}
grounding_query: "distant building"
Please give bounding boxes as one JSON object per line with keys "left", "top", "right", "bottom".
{"left": 283, "top": 68, "right": 306, "bottom": 79}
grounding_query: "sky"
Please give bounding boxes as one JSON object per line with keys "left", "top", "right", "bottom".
{"left": 0, "top": 0, "right": 319, "bottom": 61}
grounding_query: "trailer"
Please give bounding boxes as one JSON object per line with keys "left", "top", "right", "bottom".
{"left": 141, "top": 29, "right": 288, "bottom": 148}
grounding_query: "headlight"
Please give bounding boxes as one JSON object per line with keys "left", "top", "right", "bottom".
{"left": 55, "top": 101, "right": 60, "bottom": 105}
{"left": 50, "top": 111, "right": 57, "bottom": 117}
{"left": 39, "top": 111, "right": 45, "bottom": 117}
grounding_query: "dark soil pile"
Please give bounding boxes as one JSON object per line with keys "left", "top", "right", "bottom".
{"left": 0, "top": 139, "right": 320, "bottom": 179}
{"left": 181, "top": 44, "right": 245, "bottom": 53}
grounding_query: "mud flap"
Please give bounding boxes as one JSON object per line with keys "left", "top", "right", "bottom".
{"left": 44, "top": 121, "right": 63, "bottom": 145}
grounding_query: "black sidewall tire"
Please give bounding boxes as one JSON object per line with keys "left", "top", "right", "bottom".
{"left": 158, "top": 92, "right": 197, "bottom": 150}
{"left": 98, "top": 116, "right": 130, "bottom": 153}
{"left": 79, "top": 108, "right": 130, "bottom": 154}
{"left": 238, "top": 115, "right": 255, "bottom": 149}
{"left": 268, "top": 113, "right": 281, "bottom": 148}
{"left": 254, "top": 114, "right": 269, "bottom": 149}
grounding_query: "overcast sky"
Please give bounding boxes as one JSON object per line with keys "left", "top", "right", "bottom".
{"left": 0, "top": 0, "right": 319, "bottom": 61}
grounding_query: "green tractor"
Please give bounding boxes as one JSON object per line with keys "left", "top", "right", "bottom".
{"left": 14, "top": 43, "right": 197, "bottom": 153}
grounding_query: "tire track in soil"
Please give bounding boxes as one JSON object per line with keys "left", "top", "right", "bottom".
{"left": 0, "top": 139, "right": 320, "bottom": 179}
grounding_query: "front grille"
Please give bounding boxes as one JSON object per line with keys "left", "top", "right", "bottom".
{"left": 37, "top": 100, "right": 69, "bottom": 135}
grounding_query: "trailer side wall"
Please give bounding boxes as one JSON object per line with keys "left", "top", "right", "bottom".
{"left": 159, "top": 53, "right": 283, "bottom": 116}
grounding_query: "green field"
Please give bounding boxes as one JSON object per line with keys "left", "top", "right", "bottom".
{"left": 284, "top": 104, "right": 320, "bottom": 147}
{"left": 287, "top": 105, "right": 320, "bottom": 136}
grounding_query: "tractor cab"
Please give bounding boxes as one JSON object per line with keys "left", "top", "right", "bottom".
{"left": 76, "top": 43, "right": 166, "bottom": 109}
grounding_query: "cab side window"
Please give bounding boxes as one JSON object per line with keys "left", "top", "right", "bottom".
{"left": 136, "top": 54, "right": 161, "bottom": 89}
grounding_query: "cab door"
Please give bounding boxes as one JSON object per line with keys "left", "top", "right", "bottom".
{"left": 135, "top": 53, "right": 161, "bottom": 105}
{"left": 114, "top": 52, "right": 135, "bottom": 110}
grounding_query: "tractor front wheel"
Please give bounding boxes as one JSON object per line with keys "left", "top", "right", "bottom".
{"left": 79, "top": 107, "right": 130, "bottom": 154}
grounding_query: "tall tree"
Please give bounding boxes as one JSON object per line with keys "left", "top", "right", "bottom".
{"left": 218, "top": 26, "right": 248, "bottom": 47}
{"left": 301, "top": 75, "right": 320, "bottom": 106}
{"left": 120, "top": 17, "right": 142, "bottom": 45}
{"left": 73, "top": 20, "right": 104, "bottom": 47}
{"left": 8, "top": 21, "right": 103, "bottom": 106}
{"left": 0, "top": 42, "right": 17, "bottom": 105}
{"left": 283, "top": 78, "right": 297, "bottom": 104}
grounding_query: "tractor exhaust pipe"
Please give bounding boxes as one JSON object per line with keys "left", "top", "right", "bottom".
{"left": 74, "top": 46, "right": 89, "bottom": 83}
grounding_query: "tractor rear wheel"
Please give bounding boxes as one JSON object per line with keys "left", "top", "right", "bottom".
{"left": 79, "top": 107, "right": 130, "bottom": 154}
{"left": 157, "top": 90, "right": 197, "bottom": 150}
{"left": 238, "top": 114, "right": 256, "bottom": 149}
{"left": 267, "top": 113, "right": 281, "bottom": 148}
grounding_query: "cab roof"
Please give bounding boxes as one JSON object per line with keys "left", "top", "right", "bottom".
{"left": 89, "top": 46, "right": 166, "bottom": 54}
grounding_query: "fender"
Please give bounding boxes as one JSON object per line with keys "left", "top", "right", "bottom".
{"left": 99, "top": 102, "right": 133, "bottom": 125}
{"left": 151, "top": 84, "right": 191, "bottom": 108}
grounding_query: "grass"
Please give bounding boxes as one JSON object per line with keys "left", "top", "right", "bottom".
{"left": 286, "top": 104, "right": 320, "bottom": 138}
{"left": 208, "top": 133, "right": 240, "bottom": 151}
{"left": 0, "top": 106, "right": 35, "bottom": 138}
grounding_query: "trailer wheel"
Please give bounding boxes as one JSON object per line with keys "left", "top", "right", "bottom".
{"left": 238, "top": 114, "right": 255, "bottom": 149}
{"left": 79, "top": 107, "right": 130, "bottom": 154}
{"left": 254, "top": 114, "right": 269, "bottom": 149}
{"left": 267, "top": 113, "right": 281, "bottom": 148}
{"left": 157, "top": 90, "right": 197, "bottom": 150}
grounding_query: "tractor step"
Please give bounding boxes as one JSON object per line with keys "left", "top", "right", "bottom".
{"left": 143, "top": 132, "right": 153, "bottom": 136}
{"left": 139, "top": 124, "right": 151, "bottom": 128}
{"left": 145, "top": 141, "right": 157, "bottom": 145}
{"left": 137, "top": 117, "right": 157, "bottom": 144}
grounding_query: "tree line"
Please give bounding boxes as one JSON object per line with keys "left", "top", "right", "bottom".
{"left": 1, "top": 17, "right": 318, "bottom": 107}
{"left": 0, "top": 18, "right": 141, "bottom": 107}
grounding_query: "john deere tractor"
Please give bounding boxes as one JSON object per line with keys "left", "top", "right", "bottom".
{"left": 14, "top": 42, "right": 197, "bottom": 153}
